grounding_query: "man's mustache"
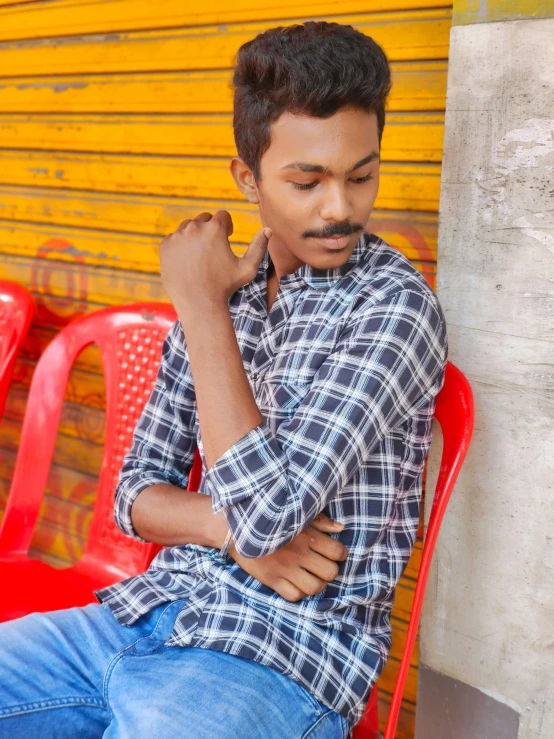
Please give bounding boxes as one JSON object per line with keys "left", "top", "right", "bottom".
{"left": 302, "top": 222, "right": 364, "bottom": 239}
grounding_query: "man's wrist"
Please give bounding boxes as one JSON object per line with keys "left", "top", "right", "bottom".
{"left": 174, "top": 294, "right": 228, "bottom": 324}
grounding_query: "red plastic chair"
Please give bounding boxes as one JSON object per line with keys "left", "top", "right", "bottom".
{"left": 0, "top": 302, "right": 203, "bottom": 621}
{"left": 352, "top": 360, "right": 474, "bottom": 738}
{"left": 0, "top": 280, "right": 34, "bottom": 420}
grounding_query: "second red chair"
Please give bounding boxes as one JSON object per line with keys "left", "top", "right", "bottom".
{"left": 0, "top": 302, "right": 208, "bottom": 621}
{"left": 353, "top": 362, "right": 474, "bottom": 738}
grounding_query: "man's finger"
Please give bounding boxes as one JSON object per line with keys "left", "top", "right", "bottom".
{"left": 239, "top": 227, "right": 272, "bottom": 280}
{"left": 311, "top": 514, "right": 345, "bottom": 532}
{"left": 192, "top": 212, "right": 213, "bottom": 222}
{"left": 175, "top": 218, "right": 192, "bottom": 233}
{"left": 294, "top": 569, "right": 328, "bottom": 597}
{"left": 273, "top": 578, "right": 306, "bottom": 603}
{"left": 308, "top": 530, "right": 348, "bottom": 561}
{"left": 212, "top": 209, "right": 234, "bottom": 238}
{"left": 301, "top": 550, "right": 340, "bottom": 582}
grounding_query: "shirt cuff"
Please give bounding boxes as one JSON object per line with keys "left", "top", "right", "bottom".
{"left": 204, "top": 422, "right": 287, "bottom": 514}
{"left": 114, "top": 472, "right": 187, "bottom": 542}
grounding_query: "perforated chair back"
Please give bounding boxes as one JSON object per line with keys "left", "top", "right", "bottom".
{"left": 0, "top": 303, "right": 179, "bottom": 581}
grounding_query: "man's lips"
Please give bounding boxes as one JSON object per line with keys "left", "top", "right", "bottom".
{"left": 311, "top": 234, "right": 351, "bottom": 250}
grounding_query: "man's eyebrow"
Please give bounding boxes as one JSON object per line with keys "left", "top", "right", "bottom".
{"left": 280, "top": 151, "right": 379, "bottom": 176}
{"left": 350, "top": 151, "right": 379, "bottom": 170}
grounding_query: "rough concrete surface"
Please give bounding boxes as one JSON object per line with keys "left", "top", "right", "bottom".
{"left": 418, "top": 17, "right": 554, "bottom": 739}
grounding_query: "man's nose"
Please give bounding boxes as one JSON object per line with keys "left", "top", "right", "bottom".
{"left": 319, "top": 182, "right": 354, "bottom": 223}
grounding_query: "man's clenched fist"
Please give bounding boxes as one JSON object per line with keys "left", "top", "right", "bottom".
{"left": 159, "top": 210, "right": 272, "bottom": 311}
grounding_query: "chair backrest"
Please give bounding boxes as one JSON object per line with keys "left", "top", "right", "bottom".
{"left": 0, "top": 280, "right": 34, "bottom": 419}
{"left": 382, "top": 360, "right": 474, "bottom": 739}
{"left": 0, "top": 303, "right": 186, "bottom": 581}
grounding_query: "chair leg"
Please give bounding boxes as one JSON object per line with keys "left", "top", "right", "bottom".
{"left": 352, "top": 684, "right": 380, "bottom": 738}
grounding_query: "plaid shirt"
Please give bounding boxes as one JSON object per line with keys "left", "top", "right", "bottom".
{"left": 95, "top": 231, "right": 448, "bottom": 731}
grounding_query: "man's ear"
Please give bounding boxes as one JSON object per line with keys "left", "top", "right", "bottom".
{"left": 230, "top": 157, "right": 260, "bottom": 204}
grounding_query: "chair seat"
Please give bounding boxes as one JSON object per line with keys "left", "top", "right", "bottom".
{"left": 0, "top": 556, "right": 115, "bottom": 622}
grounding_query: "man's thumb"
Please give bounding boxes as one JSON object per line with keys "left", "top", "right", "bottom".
{"left": 242, "top": 227, "right": 272, "bottom": 275}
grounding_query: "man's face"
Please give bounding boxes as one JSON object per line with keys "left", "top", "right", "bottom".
{"left": 255, "top": 107, "right": 380, "bottom": 271}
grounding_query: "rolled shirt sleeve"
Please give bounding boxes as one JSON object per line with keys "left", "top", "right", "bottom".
{"left": 205, "top": 289, "right": 448, "bottom": 558}
{"left": 113, "top": 319, "right": 198, "bottom": 542}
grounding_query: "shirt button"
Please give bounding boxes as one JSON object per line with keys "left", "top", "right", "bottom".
{"left": 182, "top": 635, "right": 192, "bottom": 645}
{"left": 251, "top": 372, "right": 259, "bottom": 380}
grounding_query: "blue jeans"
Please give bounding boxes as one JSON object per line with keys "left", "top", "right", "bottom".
{"left": 0, "top": 599, "right": 350, "bottom": 738}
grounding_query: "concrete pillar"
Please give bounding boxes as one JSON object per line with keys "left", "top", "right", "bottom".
{"left": 415, "top": 7, "right": 554, "bottom": 739}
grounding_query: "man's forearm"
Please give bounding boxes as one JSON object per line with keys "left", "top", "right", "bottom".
{"left": 129, "top": 297, "right": 260, "bottom": 551}
{"left": 130, "top": 483, "right": 230, "bottom": 549}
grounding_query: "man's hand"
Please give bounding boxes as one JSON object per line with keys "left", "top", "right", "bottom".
{"left": 228, "top": 514, "right": 348, "bottom": 602}
{"left": 159, "top": 210, "right": 272, "bottom": 310}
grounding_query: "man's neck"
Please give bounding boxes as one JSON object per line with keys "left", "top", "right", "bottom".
{"left": 266, "top": 263, "right": 279, "bottom": 313}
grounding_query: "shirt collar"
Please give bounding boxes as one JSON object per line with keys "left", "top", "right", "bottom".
{"left": 258, "top": 230, "right": 371, "bottom": 290}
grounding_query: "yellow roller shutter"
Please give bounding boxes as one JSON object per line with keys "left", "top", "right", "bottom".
{"left": 0, "top": 3, "right": 451, "bottom": 736}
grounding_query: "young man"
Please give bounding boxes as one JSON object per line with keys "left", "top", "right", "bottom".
{"left": 0, "top": 21, "right": 447, "bottom": 739}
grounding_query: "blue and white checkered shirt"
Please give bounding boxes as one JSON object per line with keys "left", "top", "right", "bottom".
{"left": 95, "top": 231, "right": 448, "bottom": 731}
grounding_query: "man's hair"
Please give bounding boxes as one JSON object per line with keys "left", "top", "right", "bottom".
{"left": 232, "top": 21, "right": 392, "bottom": 180}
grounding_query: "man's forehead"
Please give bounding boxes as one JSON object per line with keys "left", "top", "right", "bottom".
{"left": 263, "top": 108, "right": 380, "bottom": 168}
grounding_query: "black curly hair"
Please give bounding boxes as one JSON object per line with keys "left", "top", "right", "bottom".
{"left": 232, "top": 21, "right": 392, "bottom": 180}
